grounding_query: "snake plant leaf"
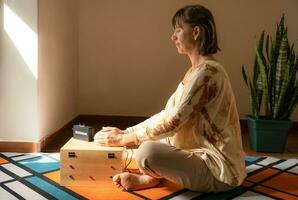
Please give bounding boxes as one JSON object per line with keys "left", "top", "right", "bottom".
{"left": 267, "top": 35, "right": 273, "bottom": 114}
{"left": 255, "top": 39, "right": 269, "bottom": 115}
{"left": 265, "top": 34, "right": 270, "bottom": 64}
{"left": 295, "top": 52, "right": 298, "bottom": 77}
{"left": 242, "top": 65, "right": 248, "bottom": 87}
{"left": 271, "top": 36, "right": 276, "bottom": 63}
{"left": 288, "top": 45, "right": 296, "bottom": 88}
{"left": 294, "top": 52, "right": 298, "bottom": 81}
{"left": 280, "top": 81, "right": 295, "bottom": 120}
{"left": 289, "top": 43, "right": 295, "bottom": 69}
{"left": 286, "top": 82, "right": 298, "bottom": 118}
{"left": 249, "top": 78, "right": 259, "bottom": 118}
{"left": 259, "top": 31, "right": 267, "bottom": 71}
{"left": 274, "top": 29, "right": 288, "bottom": 115}
{"left": 290, "top": 51, "right": 298, "bottom": 77}
{"left": 277, "top": 14, "right": 285, "bottom": 41}
{"left": 270, "top": 36, "right": 276, "bottom": 112}
{"left": 253, "top": 32, "right": 266, "bottom": 87}
{"left": 296, "top": 52, "right": 298, "bottom": 67}
{"left": 274, "top": 15, "right": 285, "bottom": 66}
{"left": 253, "top": 57, "right": 259, "bottom": 86}
{"left": 257, "top": 76, "right": 263, "bottom": 112}
{"left": 275, "top": 62, "right": 290, "bottom": 119}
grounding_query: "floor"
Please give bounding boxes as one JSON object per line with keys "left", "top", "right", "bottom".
{"left": 44, "top": 119, "right": 298, "bottom": 159}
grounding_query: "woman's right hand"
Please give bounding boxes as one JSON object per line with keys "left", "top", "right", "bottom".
{"left": 93, "top": 127, "right": 125, "bottom": 146}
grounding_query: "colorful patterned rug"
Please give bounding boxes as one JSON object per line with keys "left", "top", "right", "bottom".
{"left": 0, "top": 152, "right": 297, "bottom": 200}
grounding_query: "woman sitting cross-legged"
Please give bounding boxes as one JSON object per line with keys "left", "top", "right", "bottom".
{"left": 94, "top": 4, "right": 247, "bottom": 193}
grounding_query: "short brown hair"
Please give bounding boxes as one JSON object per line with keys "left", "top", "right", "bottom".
{"left": 172, "top": 5, "right": 220, "bottom": 55}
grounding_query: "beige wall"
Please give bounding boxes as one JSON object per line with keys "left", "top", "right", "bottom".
{"left": 0, "top": 0, "right": 79, "bottom": 144}
{"left": 38, "top": 0, "right": 79, "bottom": 141}
{"left": 0, "top": 0, "right": 297, "bottom": 145}
{"left": 0, "top": 0, "right": 39, "bottom": 141}
{"left": 79, "top": 0, "right": 298, "bottom": 120}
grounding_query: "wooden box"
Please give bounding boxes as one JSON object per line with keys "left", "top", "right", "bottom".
{"left": 60, "top": 137, "right": 124, "bottom": 186}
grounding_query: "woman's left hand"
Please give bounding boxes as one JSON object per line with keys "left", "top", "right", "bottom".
{"left": 94, "top": 127, "right": 124, "bottom": 146}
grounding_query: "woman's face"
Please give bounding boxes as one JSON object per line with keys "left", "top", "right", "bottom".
{"left": 171, "top": 21, "right": 198, "bottom": 54}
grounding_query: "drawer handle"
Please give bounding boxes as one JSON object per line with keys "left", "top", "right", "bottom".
{"left": 108, "top": 153, "right": 115, "bottom": 159}
{"left": 68, "top": 152, "right": 76, "bottom": 158}
{"left": 89, "top": 176, "right": 95, "bottom": 181}
{"left": 110, "top": 165, "right": 116, "bottom": 170}
{"left": 69, "top": 175, "right": 74, "bottom": 180}
{"left": 69, "top": 165, "right": 75, "bottom": 169}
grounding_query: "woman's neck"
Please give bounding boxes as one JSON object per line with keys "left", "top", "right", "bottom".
{"left": 188, "top": 51, "right": 215, "bottom": 68}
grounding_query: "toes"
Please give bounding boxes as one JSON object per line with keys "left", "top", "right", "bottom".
{"left": 112, "top": 174, "right": 120, "bottom": 183}
{"left": 115, "top": 184, "right": 123, "bottom": 190}
{"left": 122, "top": 185, "right": 130, "bottom": 191}
{"left": 114, "top": 182, "right": 120, "bottom": 187}
{"left": 113, "top": 174, "right": 127, "bottom": 191}
{"left": 112, "top": 172, "right": 135, "bottom": 191}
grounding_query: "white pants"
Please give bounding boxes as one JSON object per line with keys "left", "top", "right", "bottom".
{"left": 135, "top": 141, "right": 235, "bottom": 192}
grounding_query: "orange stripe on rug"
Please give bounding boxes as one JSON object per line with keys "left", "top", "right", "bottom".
{"left": 254, "top": 185, "right": 298, "bottom": 200}
{"left": 44, "top": 171, "right": 142, "bottom": 200}
{"left": 263, "top": 172, "right": 298, "bottom": 196}
{"left": 242, "top": 181, "right": 254, "bottom": 188}
{"left": 134, "top": 179, "right": 183, "bottom": 199}
{"left": 0, "top": 157, "right": 8, "bottom": 164}
{"left": 246, "top": 168, "right": 279, "bottom": 182}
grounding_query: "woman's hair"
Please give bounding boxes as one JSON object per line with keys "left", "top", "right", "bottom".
{"left": 172, "top": 5, "right": 220, "bottom": 55}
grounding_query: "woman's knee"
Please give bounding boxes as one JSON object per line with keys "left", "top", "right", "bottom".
{"left": 135, "top": 141, "right": 163, "bottom": 168}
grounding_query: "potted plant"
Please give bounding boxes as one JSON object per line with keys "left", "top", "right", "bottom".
{"left": 242, "top": 15, "right": 298, "bottom": 152}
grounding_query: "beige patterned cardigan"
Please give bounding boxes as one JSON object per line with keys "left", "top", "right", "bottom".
{"left": 124, "top": 60, "right": 247, "bottom": 186}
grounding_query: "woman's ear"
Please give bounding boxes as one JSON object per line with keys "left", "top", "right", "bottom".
{"left": 193, "top": 26, "right": 200, "bottom": 41}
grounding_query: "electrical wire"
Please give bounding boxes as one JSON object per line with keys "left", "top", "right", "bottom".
{"left": 123, "top": 147, "right": 134, "bottom": 172}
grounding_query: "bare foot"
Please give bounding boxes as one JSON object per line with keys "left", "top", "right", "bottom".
{"left": 112, "top": 172, "right": 160, "bottom": 191}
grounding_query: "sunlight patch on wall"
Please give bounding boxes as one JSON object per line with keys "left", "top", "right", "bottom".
{"left": 4, "top": 3, "right": 38, "bottom": 79}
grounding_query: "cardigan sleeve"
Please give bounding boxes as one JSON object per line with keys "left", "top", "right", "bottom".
{"left": 124, "top": 65, "right": 219, "bottom": 145}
